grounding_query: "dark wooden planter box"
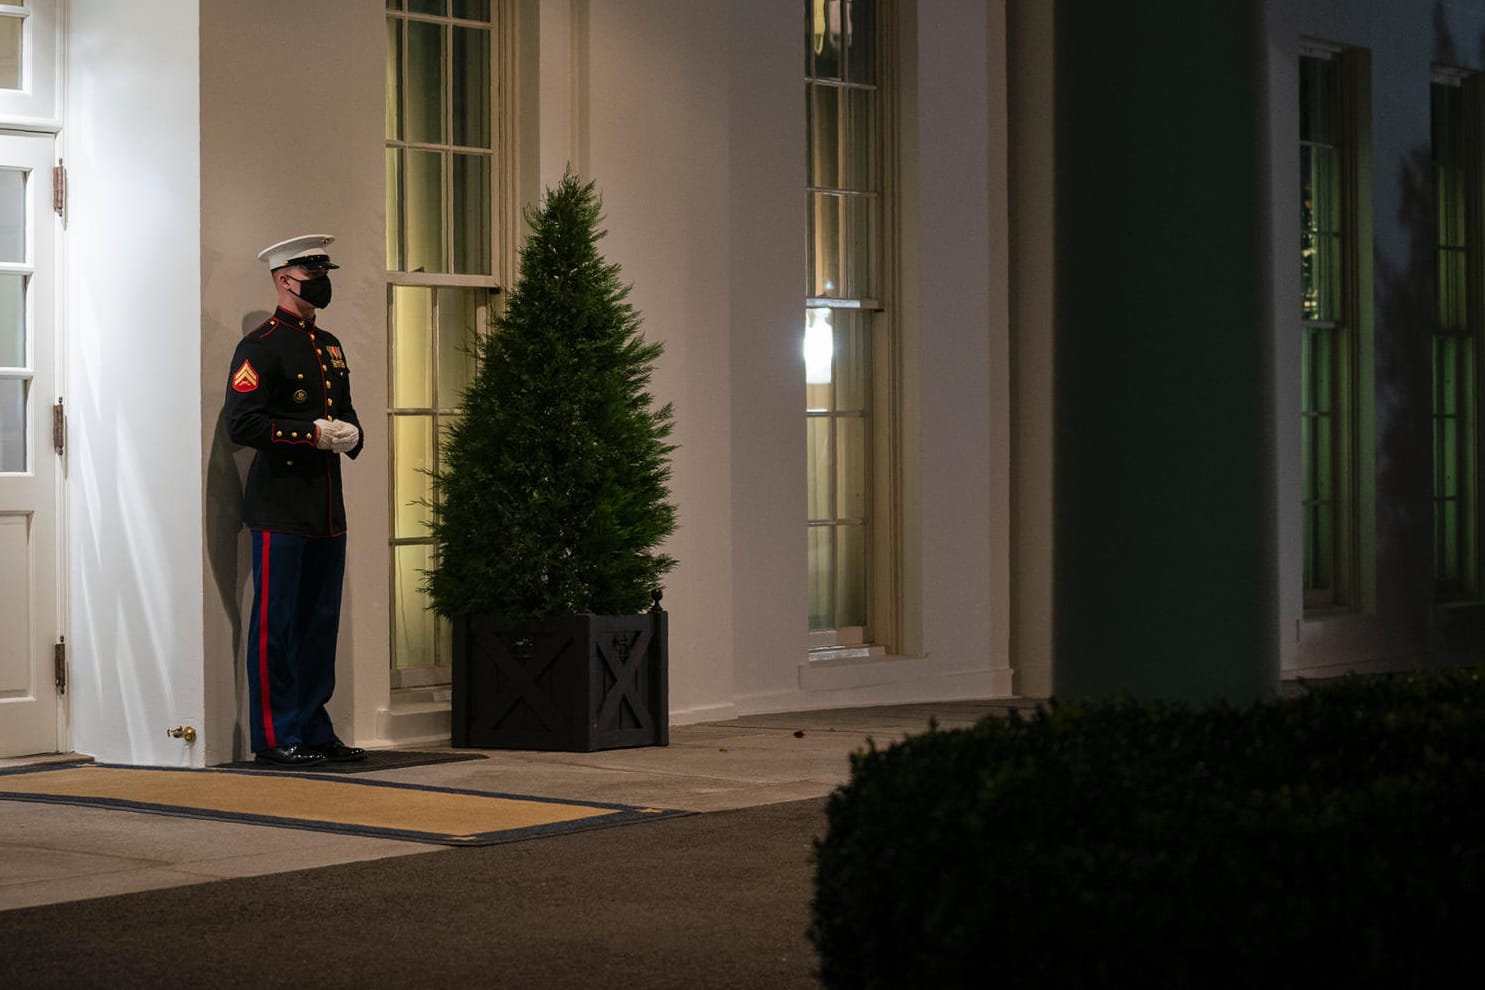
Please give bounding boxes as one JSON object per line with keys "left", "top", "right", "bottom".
{"left": 451, "top": 610, "right": 669, "bottom": 752}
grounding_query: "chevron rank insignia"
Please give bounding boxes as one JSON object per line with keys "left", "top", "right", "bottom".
{"left": 232, "top": 360, "right": 260, "bottom": 393}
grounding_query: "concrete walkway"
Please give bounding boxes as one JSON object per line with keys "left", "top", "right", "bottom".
{"left": 0, "top": 700, "right": 1025, "bottom": 913}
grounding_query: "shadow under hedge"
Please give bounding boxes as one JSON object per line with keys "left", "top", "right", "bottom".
{"left": 811, "top": 667, "right": 1485, "bottom": 989}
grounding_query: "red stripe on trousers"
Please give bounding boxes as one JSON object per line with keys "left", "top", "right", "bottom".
{"left": 258, "top": 532, "right": 277, "bottom": 748}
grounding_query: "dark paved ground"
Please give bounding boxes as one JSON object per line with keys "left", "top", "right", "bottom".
{"left": 1, "top": 798, "right": 828, "bottom": 989}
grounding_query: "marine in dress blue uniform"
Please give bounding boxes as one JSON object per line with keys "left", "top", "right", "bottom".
{"left": 225, "top": 234, "right": 367, "bottom": 767}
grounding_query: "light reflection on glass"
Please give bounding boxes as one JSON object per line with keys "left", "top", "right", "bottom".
{"left": 804, "top": 308, "right": 833, "bottom": 385}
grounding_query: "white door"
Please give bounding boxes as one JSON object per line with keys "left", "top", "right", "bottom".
{"left": 0, "top": 131, "right": 61, "bottom": 758}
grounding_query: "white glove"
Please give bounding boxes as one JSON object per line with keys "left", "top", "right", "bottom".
{"left": 314, "top": 418, "right": 361, "bottom": 453}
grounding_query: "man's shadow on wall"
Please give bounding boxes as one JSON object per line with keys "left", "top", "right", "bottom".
{"left": 204, "top": 310, "right": 271, "bottom": 761}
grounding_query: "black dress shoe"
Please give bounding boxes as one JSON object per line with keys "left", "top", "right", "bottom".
{"left": 254, "top": 744, "right": 327, "bottom": 767}
{"left": 313, "top": 738, "right": 368, "bottom": 763}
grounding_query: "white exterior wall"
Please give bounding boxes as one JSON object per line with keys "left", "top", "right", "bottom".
{"left": 64, "top": 0, "right": 205, "bottom": 765}
{"left": 579, "top": 2, "right": 740, "bottom": 721}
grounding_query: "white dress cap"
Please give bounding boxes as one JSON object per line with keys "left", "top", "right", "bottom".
{"left": 257, "top": 234, "right": 339, "bottom": 270}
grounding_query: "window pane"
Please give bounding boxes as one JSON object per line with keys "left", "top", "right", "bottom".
{"left": 1437, "top": 499, "right": 1460, "bottom": 583}
{"left": 394, "top": 415, "right": 434, "bottom": 539}
{"left": 438, "top": 413, "right": 461, "bottom": 478}
{"left": 1439, "top": 248, "right": 1467, "bottom": 330}
{"left": 0, "top": 377, "right": 24, "bottom": 473}
{"left": 805, "top": 307, "right": 835, "bottom": 403}
{"left": 1305, "top": 503, "right": 1333, "bottom": 590}
{"left": 405, "top": 149, "right": 446, "bottom": 273}
{"left": 406, "top": 20, "right": 445, "bottom": 145}
{"left": 1303, "top": 233, "right": 1340, "bottom": 322}
{"left": 809, "top": 0, "right": 843, "bottom": 81}
{"left": 453, "top": 0, "right": 491, "bottom": 21}
{"left": 0, "top": 273, "right": 23, "bottom": 368}
{"left": 385, "top": 16, "right": 403, "bottom": 140}
{"left": 836, "top": 416, "right": 866, "bottom": 520}
{"left": 808, "top": 84, "right": 841, "bottom": 190}
{"left": 392, "top": 285, "right": 433, "bottom": 407}
{"left": 0, "top": 169, "right": 25, "bottom": 264}
{"left": 1439, "top": 415, "right": 1459, "bottom": 494}
{"left": 809, "top": 192, "right": 842, "bottom": 297}
{"left": 807, "top": 416, "right": 831, "bottom": 521}
{"left": 452, "top": 153, "right": 491, "bottom": 275}
{"left": 1308, "top": 145, "right": 1339, "bottom": 234}
{"left": 833, "top": 310, "right": 868, "bottom": 412}
{"left": 386, "top": 148, "right": 402, "bottom": 270}
{"left": 1300, "top": 56, "right": 1337, "bottom": 145}
{"left": 393, "top": 543, "right": 436, "bottom": 668}
{"left": 452, "top": 26, "right": 491, "bottom": 149}
{"left": 843, "top": 194, "right": 879, "bottom": 299}
{"left": 0, "top": 16, "right": 21, "bottom": 91}
{"left": 845, "top": 87, "right": 878, "bottom": 192}
{"left": 835, "top": 524, "right": 868, "bottom": 627}
{"left": 388, "top": 0, "right": 403, "bottom": 9}
{"left": 808, "top": 526, "right": 834, "bottom": 630}
{"left": 845, "top": 0, "right": 875, "bottom": 85}
{"left": 1435, "top": 337, "right": 1458, "bottom": 420}
{"left": 1313, "top": 413, "right": 1332, "bottom": 502}
{"left": 437, "top": 287, "right": 482, "bottom": 407}
{"left": 408, "top": 0, "right": 447, "bottom": 15}
{"left": 1303, "top": 328, "right": 1332, "bottom": 415}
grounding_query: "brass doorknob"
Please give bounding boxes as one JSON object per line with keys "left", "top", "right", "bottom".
{"left": 167, "top": 725, "right": 198, "bottom": 744}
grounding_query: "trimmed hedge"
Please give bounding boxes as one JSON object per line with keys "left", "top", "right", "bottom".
{"left": 811, "top": 668, "right": 1485, "bottom": 988}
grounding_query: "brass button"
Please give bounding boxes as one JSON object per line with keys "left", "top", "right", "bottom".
{"left": 286, "top": 459, "right": 294, "bottom": 466}
{"left": 291, "top": 431, "right": 298, "bottom": 438}
{"left": 297, "top": 373, "right": 304, "bottom": 380}
{"left": 327, "top": 399, "right": 334, "bottom": 406}
{"left": 276, "top": 430, "right": 283, "bottom": 437}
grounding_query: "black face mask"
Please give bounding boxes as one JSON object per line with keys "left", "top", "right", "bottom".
{"left": 288, "top": 273, "right": 333, "bottom": 309}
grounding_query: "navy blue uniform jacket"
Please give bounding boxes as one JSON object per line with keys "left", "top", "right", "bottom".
{"left": 225, "top": 307, "right": 364, "bottom": 537}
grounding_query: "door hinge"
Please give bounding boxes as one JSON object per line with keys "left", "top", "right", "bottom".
{"left": 54, "top": 638, "right": 66, "bottom": 695}
{"left": 52, "top": 160, "right": 65, "bottom": 217}
{"left": 52, "top": 397, "right": 65, "bottom": 456}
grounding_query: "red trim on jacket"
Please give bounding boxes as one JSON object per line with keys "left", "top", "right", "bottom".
{"left": 258, "top": 534, "right": 277, "bottom": 749}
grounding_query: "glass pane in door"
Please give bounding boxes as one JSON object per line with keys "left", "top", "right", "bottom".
{"left": 0, "top": 273, "right": 23, "bottom": 367}
{"left": 0, "top": 16, "right": 21, "bottom": 92}
{"left": 0, "top": 377, "right": 25, "bottom": 473}
{"left": 0, "top": 168, "right": 25, "bottom": 262}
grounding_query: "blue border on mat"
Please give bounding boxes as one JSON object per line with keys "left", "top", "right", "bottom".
{"left": 0, "top": 761, "right": 692, "bottom": 847}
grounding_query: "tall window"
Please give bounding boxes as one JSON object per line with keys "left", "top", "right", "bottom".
{"left": 1299, "top": 46, "right": 1359, "bottom": 611}
{"left": 806, "top": 0, "right": 881, "bottom": 648}
{"left": 386, "top": 0, "right": 502, "bottom": 684}
{"left": 1432, "top": 72, "right": 1479, "bottom": 599}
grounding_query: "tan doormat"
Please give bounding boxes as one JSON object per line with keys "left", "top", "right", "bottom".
{"left": 0, "top": 763, "right": 687, "bottom": 846}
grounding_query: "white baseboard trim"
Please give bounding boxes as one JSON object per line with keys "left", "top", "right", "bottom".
{"left": 736, "top": 662, "right": 1016, "bottom": 717}
{"left": 667, "top": 701, "right": 738, "bottom": 726}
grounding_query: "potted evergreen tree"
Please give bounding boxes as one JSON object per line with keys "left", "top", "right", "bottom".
{"left": 427, "top": 171, "right": 677, "bottom": 751}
